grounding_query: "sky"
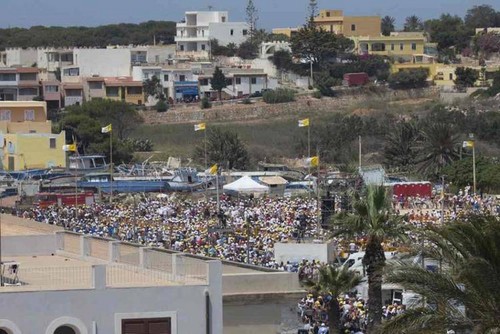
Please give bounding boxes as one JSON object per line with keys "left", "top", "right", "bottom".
{"left": 0, "top": 0, "right": 499, "bottom": 30}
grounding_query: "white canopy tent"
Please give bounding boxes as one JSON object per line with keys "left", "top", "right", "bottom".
{"left": 223, "top": 176, "right": 269, "bottom": 196}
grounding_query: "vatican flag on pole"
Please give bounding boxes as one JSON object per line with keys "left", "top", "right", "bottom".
{"left": 194, "top": 123, "right": 206, "bottom": 131}
{"left": 463, "top": 140, "right": 474, "bottom": 148}
{"left": 62, "top": 143, "right": 77, "bottom": 152}
{"left": 298, "top": 118, "right": 310, "bottom": 127}
{"left": 304, "top": 156, "right": 319, "bottom": 168}
{"left": 101, "top": 124, "right": 112, "bottom": 133}
{"left": 206, "top": 164, "right": 218, "bottom": 175}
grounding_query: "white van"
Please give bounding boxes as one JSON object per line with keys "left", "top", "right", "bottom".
{"left": 343, "top": 251, "right": 398, "bottom": 276}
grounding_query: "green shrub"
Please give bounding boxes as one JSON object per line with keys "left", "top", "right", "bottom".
{"left": 125, "top": 138, "right": 154, "bottom": 152}
{"left": 155, "top": 100, "right": 168, "bottom": 113}
{"left": 312, "top": 91, "right": 322, "bottom": 99}
{"left": 241, "top": 98, "right": 252, "bottom": 104}
{"left": 263, "top": 88, "right": 296, "bottom": 104}
{"left": 200, "top": 97, "right": 212, "bottom": 109}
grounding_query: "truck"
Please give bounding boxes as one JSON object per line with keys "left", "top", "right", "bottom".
{"left": 343, "top": 72, "right": 370, "bottom": 87}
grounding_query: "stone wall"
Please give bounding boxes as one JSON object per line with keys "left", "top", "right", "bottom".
{"left": 141, "top": 88, "right": 438, "bottom": 125}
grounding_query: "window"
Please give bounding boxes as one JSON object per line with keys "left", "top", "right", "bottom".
{"left": 391, "top": 43, "right": 395, "bottom": 51}
{"left": 65, "top": 89, "right": 81, "bottom": 97}
{"left": 326, "top": 11, "right": 331, "bottom": 17}
{"left": 201, "top": 44, "right": 206, "bottom": 51}
{"left": 230, "top": 29, "right": 234, "bottom": 36}
{"left": 45, "top": 85, "right": 59, "bottom": 93}
{"left": 54, "top": 326, "right": 76, "bottom": 334}
{"left": 127, "top": 87, "right": 142, "bottom": 95}
{"left": 0, "top": 110, "right": 11, "bottom": 121}
{"left": 179, "top": 75, "right": 186, "bottom": 82}
{"left": 60, "top": 53, "right": 73, "bottom": 62}
{"left": 164, "top": 74, "right": 169, "bottom": 81}
{"left": 63, "top": 68, "right": 79, "bottom": 76}
{"left": 371, "top": 43, "right": 386, "bottom": 52}
{"left": 19, "top": 73, "right": 37, "bottom": 81}
{"left": 106, "top": 87, "right": 119, "bottom": 97}
{"left": 0, "top": 73, "right": 16, "bottom": 81}
{"left": 180, "top": 45, "right": 185, "bottom": 51}
{"left": 400, "top": 43, "right": 404, "bottom": 51}
{"left": 251, "top": 77, "right": 257, "bottom": 84}
{"left": 200, "top": 79, "right": 209, "bottom": 86}
{"left": 24, "top": 109, "right": 35, "bottom": 121}
{"left": 449, "top": 73, "right": 453, "bottom": 80}
{"left": 88, "top": 82, "right": 103, "bottom": 90}
{"left": 243, "top": 29, "right": 248, "bottom": 36}
{"left": 351, "top": 24, "right": 356, "bottom": 31}
{"left": 411, "top": 43, "right": 417, "bottom": 50}
{"left": 122, "top": 318, "right": 172, "bottom": 334}
{"left": 235, "top": 77, "right": 241, "bottom": 85}
{"left": 221, "top": 16, "right": 226, "bottom": 22}
{"left": 19, "top": 88, "right": 38, "bottom": 96}
{"left": 49, "top": 138, "right": 56, "bottom": 149}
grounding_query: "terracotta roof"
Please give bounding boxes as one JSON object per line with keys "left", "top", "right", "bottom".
{"left": 17, "top": 81, "right": 40, "bottom": 88}
{"left": 16, "top": 67, "right": 39, "bottom": 73}
{"left": 0, "top": 68, "right": 17, "bottom": 74}
{"left": 86, "top": 77, "right": 105, "bottom": 82}
{"left": 63, "top": 83, "right": 83, "bottom": 89}
{"left": 104, "top": 77, "right": 142, "bottom": 87}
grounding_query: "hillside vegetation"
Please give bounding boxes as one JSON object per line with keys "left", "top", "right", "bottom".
{"left": 0, "top": 21, "right": 176, "bottom": 49}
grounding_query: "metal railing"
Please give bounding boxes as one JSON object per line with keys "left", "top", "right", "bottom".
{"left": 0, "top": 266, "right": 93, "bottom": 292}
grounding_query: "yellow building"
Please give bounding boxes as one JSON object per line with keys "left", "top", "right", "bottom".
{"left": 313, "top": 10, "right": 381, "bottom": 37}
{"left": 355, "top": 33, "right": 426, "bottom": 58}
{"left": 271, "top": 27, "right": 299, "bottom": 38}
{"left": 0, "top": 101, "right": 66, "bottom": 170}
{"left": 104, "top": 77, "right": 144, "bottom": 105}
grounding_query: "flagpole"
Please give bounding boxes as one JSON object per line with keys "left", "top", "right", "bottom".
{"left": 472, "top": 139, "right": 476, "bottom": 195}
{"left": 307, "top": 123, "right": 311, "bottom": 176}
{"left": 359, "top": 136, "right": 362, "bottom": 170}
{"left": 204, "top": 127, "right": 208, "bottom": 197}
{"left": 110, "top": 131, "right": 113, "bottom": 204}
{"left": 316, "top": 148, "right": 321, "bottom": 239}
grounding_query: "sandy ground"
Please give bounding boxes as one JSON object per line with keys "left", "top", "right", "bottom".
{"left": 0, "top": 214, "right": 62, "bottom": 236}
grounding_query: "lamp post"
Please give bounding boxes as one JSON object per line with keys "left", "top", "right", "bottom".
{"left": 440, "top": 175, "right": 446, "bottom": 224}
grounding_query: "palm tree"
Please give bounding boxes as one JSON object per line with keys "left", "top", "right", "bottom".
{"left": 384, "top": 122, "right": 420, "bottom": 172}
{"left": 404, "top": 15, "right": 424, "bottom": 32}
{"left": 381, "top": 16, "right": 396, "bottom": 36}
{"left": 379, "top": 215, "right": 500, "bottom": 333}
{"left": 416, "top": 122, "right": 460, "bottom": 177}
{"left": 331, "top": 186, "right": 405, "bottom": 333}
{"left": 303, "top": 265, "right": 362, "bottom": 334}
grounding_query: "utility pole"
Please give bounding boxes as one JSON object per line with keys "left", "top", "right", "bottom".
{"left": 440, "top": 175, "right": 445, "bottom": 224}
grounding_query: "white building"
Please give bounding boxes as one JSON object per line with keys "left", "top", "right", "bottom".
{"left": 0, "top": 218, "right": 223, "bottom": 334}
{"left": 175, "top": 11, "right": 249, "bottom": 58}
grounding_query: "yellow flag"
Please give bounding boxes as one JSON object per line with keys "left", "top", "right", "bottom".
{"left": 305, "top": 156, "right": 319, "bottom": 167}
{"left": 101, "top": 124, "right": 112, "bottom": 133}
{"left": 62, "top": 143, "right": 76, "bottom": 152}
{"left": 462, "top": 140, "right": 474, "bottom": 148}
{"left": 194, "top": 123, "right": 206, "bottom": 131}
{"left": 207, "top": 164, "right": 218, "bottom": 175}
{"left": 298, "top": 118, "right": 310, "bottom": 127}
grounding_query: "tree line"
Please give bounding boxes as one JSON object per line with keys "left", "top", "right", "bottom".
{"left": 0, "top": 21, "right": 176, "bottom": 50}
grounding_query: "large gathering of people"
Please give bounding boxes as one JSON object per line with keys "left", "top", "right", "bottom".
{"left": 16, "top": 185, "right": 499, "bottom": 334}
{"left": 21, "top": 195, "right": 324, "bottom": 267}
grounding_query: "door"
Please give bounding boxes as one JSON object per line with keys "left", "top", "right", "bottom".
{"left": 8, "top": 156, "right": 14, "bottom": 170}
{"left": 122, "top": 318, "right": 171, "bottom": 334}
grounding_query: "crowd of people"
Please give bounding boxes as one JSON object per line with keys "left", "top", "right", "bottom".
{"left": 21, "top": 194, "right": 324, "bottom": 267}
{"left": 298, "top": 291, "right": 407, "bottom": 334}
